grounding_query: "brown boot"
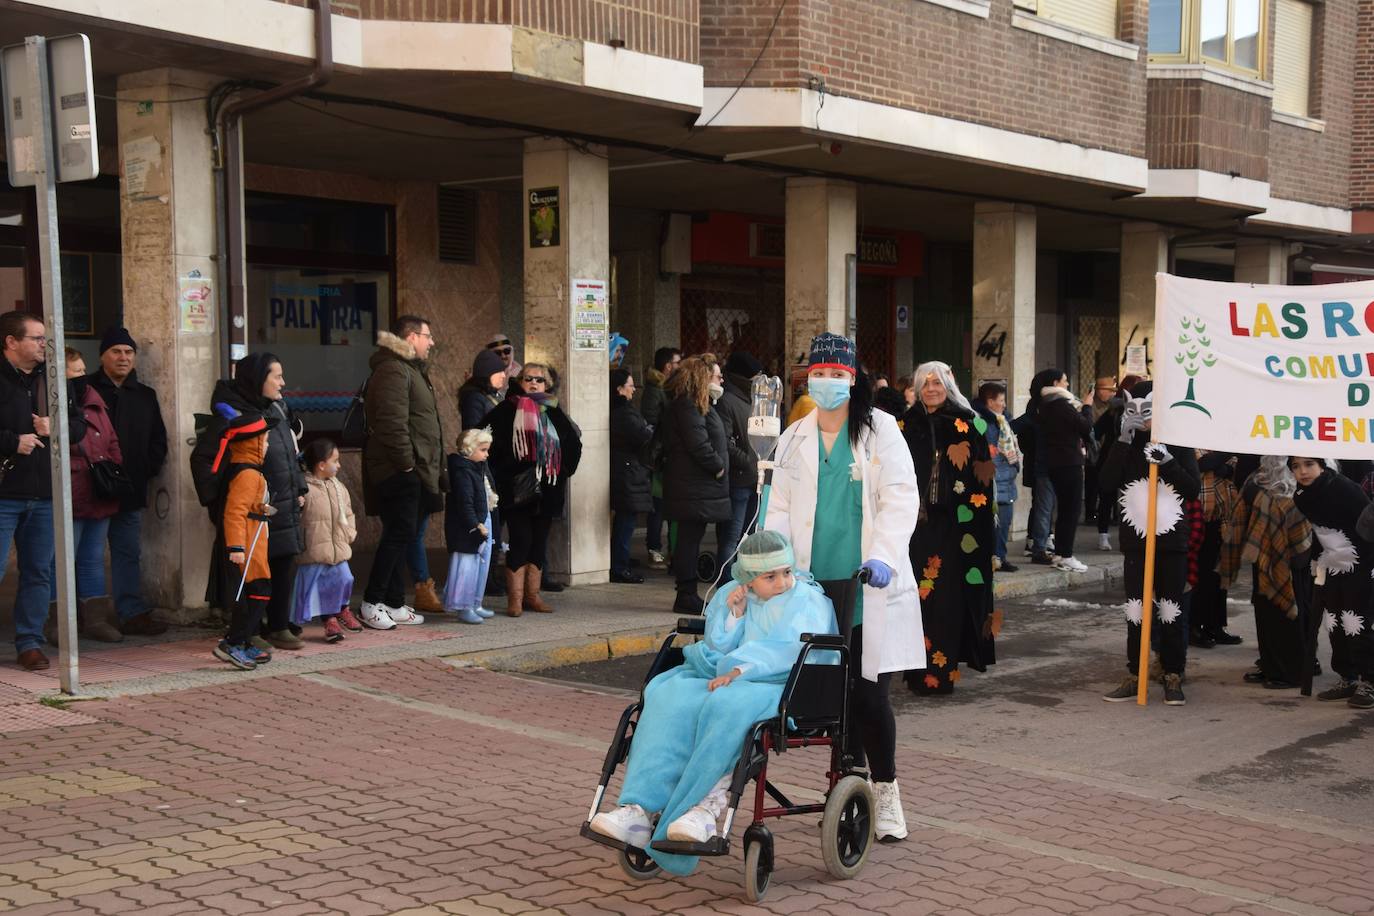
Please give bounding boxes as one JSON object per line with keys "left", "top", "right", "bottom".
{"left": 523, "top": 565, "right": 553, "bottom": 613}
{"left": 78, "top": 597, "right": 124, "bottom": 643}
{"left": 505, "top": 567, "right": 524, "bottom": 617}
{"left": 413, "top": 578, "right": 444, "bottom": 614}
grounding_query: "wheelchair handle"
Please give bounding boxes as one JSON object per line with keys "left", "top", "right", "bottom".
{"left": 676, "top": 617, "right": 706, "bottom": 635}
{"left": 856, "top": 567, "right": 871, "bottom": 585}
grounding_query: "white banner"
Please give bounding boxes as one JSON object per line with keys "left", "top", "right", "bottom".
{"left": 1153, "top": 273, "right": 1374, "bottom": 460}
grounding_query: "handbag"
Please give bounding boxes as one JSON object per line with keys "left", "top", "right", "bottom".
{"left": 510, "top": 467, "right": 542, "bottom": 508}
{"left": 90, "top": 459, "right": 136, "bottom": 503}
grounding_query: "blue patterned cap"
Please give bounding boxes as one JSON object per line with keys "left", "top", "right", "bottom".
{"left": 808, "top": 332, "right": 857, "bottom": 375}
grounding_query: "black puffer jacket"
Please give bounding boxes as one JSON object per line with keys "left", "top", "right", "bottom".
{"left": 459, "top": 348, "right": 506, "bottom": 430}
{"left": 0, "top": 357, "right": 51, "bottom": 500}
{"left": 444, "top": 453, "right": 489, "bottom": 554}
{"left": 717, "top": 371, "right": 758, "bottom": 490}
{"left": 661, "top": 394, "right": 730, "bottom": 523}
{"left": 610, "top": 395, "right": 653, "bottom": 514}
{"left": 87, "top": 368, "right": 167, "bottom": 511}
{"left": 1037, "top": 388, "right": 1092, "bottom": 469}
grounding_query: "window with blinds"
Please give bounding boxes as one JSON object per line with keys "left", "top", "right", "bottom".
{"left": 1037, "top": 0, "right": 1120, "bottom": 38}
{"left": 1272, "top": 0, "right": 1314, "bottom": 117}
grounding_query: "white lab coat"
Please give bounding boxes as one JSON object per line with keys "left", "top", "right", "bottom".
{"left": 764, "top": 409, "right": 925, "bottom": 681}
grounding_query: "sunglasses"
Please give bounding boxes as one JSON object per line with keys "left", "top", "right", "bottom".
{"left": 522, "top": 375, "right": 547, "bottom": 384}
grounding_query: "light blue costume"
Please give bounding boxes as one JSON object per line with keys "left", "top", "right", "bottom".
{"left": 617, "top": 569, "right": 837, "bottom": 875}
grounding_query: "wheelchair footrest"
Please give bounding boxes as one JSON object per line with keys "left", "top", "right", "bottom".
{"left": 580, "top": 822, "right": 633, "bottom": 853}
{"left": 650, "top": 836, "right": 730, "bottom": 856}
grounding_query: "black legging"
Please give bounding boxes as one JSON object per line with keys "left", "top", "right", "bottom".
{"left": 264, "top": 553, "right": 296, "bottom": 634}
{"left": 846, "top": 624, "right": 897, "bottom": 783}
{"left": 1047, "top": 465, "right": 1084, "bottom": 558}
{"left": 671, "top": 519, "right": 709, "bottom": 596}
{"left": 505, "top": 508, "right": 552, "bottom": 571}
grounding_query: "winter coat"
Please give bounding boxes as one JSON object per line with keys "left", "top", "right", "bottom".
{"left": 86, "top": 368, "right": 167, "bottom": 511}
{"left": 661, "top": 394, "right": 731, "bottom": 523}
{"left": 640, "top": 368, "right": 669, "bottom": 427}
{"left": 298, "top": 474, "right": 356, "bottom": 566}
{"left": 974, "top": 403, "right": 1019, "bottom": 505}
{"left": 609, "top": 395, "right": 653, "bottom": 514}
{"left": 445, "top": 453, "right": 490, "bottom": 553}
{"left": 766, "top": 409, "right": 924, "bottom": 682}
{"left": 362, "top": 331, "right": 448, "bottom": 513}
{"left": 485, "top": 389, "right": 583, "bottom": 518}
{"left": 717, "top": 371, "right": 758, "bottom": 490}
{"left": 70, "top": 380, "right": 123, "bottom": 520}
{"left": 1038, "top": 388, "right": 1092, "bottom": 469}
{"left": 0, "top": 357, "right": 52, "bottom": 501}
{"left": 1098, "top": 431, "right": 1201, "bottom": 554}
{"left": 459, "top": 348, "right": 506, "bottom": 430}
{"left": 208, "top": 373, "right": 307, "bottom": 560}
{"left": 221, "top": 433, "right": 271, "bottom": 586}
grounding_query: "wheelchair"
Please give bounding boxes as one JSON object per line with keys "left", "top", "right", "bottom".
{"left": 579, "top": 572, "right": 875, "bottom": 901}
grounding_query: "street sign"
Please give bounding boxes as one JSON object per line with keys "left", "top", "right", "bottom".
{"left": 2, "top": 33, "right": 98, "bottom": 187}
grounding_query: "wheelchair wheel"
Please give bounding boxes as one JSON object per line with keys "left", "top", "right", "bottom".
{"left": 617, "top": 846, "right": 661, "bottom": 881}
{"left": 696, "top": 551, "right": 717, "bottom": 583}
{"left": 820, "top": 775, "right": 875, "bottom": 880}
{"left": 743, "top": 826, "right": 773, "bottom": 902}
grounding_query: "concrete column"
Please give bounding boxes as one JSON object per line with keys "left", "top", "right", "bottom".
{"left": 972, "top": 203, "right": 1036, "bottom": 417}
{"left": 1118, "top": 222, "right": 1168, "bottom": 379}
{"left": 785, "top": 178, "right": 856, "bottom": 363}
{"left": 116, "top": 70, "right": 222, "bottom": 615}
{"left": 1234, "top": 239, "right": 1287, "bottom": 284}
{"left": 522, "top": 138, "right": 610, "bottom": 585}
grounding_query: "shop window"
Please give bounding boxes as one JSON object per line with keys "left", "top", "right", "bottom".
{"left": 1036, "top": 0, "right": 1120, "bottom": 40}
{"left": 245, "top": 193, "right": 394, "bottom": 438}
{"left": 1272, "top": 0, "right": 1315, "bottom": 116}
{"left": 1148, "top": 0, "right": 1267, "bottom": 75}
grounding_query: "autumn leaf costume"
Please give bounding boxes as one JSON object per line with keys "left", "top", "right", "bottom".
{"left": 901, "top": 363, "right": 997, "bottom": 695}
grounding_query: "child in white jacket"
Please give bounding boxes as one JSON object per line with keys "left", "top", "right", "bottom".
{"left": 291, "top": 438, "right": 361, "bottom": 643}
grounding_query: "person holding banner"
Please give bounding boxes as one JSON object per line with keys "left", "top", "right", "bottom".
{"left": 1098, "top": 382, "right": 1200, "bottom": 706}
{"left": 1290, "top": 457, "right": 1374, "bottom": 709}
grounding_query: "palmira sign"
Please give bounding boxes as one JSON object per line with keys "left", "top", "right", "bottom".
{"left": 1153, "top": 273, "right": 1374, "bottom": 460}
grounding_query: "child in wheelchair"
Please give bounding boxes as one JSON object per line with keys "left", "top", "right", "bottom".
{"left": 589, "top": 530, "right": 837, "bottom": 874}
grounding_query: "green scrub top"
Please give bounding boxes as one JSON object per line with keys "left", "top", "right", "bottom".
{"left": 811, "top": 421, "right": 865, "bottom": 626}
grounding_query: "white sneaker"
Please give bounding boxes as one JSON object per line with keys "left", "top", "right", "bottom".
{"left": 384, "top": 604, "right": 425, "bottom": 625}
{"left": 1055, "top": 556, "right": 1088, "bottom": 573}
{"left": 648, "top": 550, "right": 667, "bottom": 568}
{"left": 991, "top": 556, "right": 1002, "bottom": 572}
{"left": 589, "top": 804, "right": 653, "bottom": 848}
{"left": 665, "top": 775, "right": 729, "bottom": 843}
{"left": 873, "top": 780, "right": 908, "bottom": 842}
{"left": 1098, "top": 533, "right": 1113, "bottom": 551}
{"left": 358, "top": 601, "right": 396, "bottom": 630}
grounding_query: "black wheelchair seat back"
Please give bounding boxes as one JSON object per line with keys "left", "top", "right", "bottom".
{"left": 784, "top": 576, "right": 859, "bottom": 729}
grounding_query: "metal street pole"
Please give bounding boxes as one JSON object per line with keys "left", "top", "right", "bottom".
{"left": 25, "top": 35, "right": 79, "bottom": 694}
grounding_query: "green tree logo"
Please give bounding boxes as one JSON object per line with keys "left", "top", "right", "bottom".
{"left": 1172, "top": 315, "right": 1217, "bottom": 417}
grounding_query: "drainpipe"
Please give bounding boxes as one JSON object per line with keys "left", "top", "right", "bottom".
{"left": 216, "top": 0, "right": 333, "bottom": 374}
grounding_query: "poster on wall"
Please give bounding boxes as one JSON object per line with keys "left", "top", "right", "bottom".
{"left": 571, "top": 278, "right": 607, "bottom": 351}
{"left": 178, "top": 270, "right": 214, "bottom": 333}
{"left": 529, "top": 186, "right": 560, "bottom": 248}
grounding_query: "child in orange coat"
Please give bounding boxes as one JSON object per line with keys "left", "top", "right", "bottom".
{"left": 214, "top": 413, "right": 276, "bottom": 671}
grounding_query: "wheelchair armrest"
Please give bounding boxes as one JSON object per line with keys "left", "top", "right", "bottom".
{"left": 676, "top": 617, "right": 705, "bottom": 636}
{"left": 800, "top": 633, "right": 844, "bottom": 648}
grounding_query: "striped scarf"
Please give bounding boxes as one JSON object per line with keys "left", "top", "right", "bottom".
{"left": 512, "top": 393, "right": 562, "bottom": 484}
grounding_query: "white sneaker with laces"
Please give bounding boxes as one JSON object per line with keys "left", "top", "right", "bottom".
{"left": 1098, "top": 533, "right": 1113, "bottom": 551}
{"left": 384, "top": 604, "right": 425, "bottom": 625}
{"left": 648, "top": 550, "right": 667, "bottom": 568}
{"left": 1055, "top": 556, "right": 1089, "bottom": 573}
{"left": 589, "top": 804, "right": 653, "bottom": 847}
{"left": 873, "top": 779, "right": 908, "bottom": 842}
{"left": 665, "top": 775, "right": 730, "bottom": 843}
{"left": 358, "top": 601, "right": 396, "bottom": 630}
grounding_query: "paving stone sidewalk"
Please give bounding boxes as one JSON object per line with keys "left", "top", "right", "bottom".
{"left": 0, "top": 656, "right": 1367, "bottom": 916}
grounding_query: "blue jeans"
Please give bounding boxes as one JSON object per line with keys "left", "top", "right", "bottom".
{"left": 1029, "top": 473, "right": 1056, "bottom": 552}
{"left": 611, "top": 511, "right": 637, "bottom": 573}
{"left": 108, "top": 509, "right": 147, "bottom": 622}
{"left": 0, "top": 498, "right": 55, "bottom": 653}
{"left": 714, "top": 487, "right": 758, "bottom": 586}
{"left": 995, "top": 502, "right": 1014, "bottom": 562}
{"left": 50, "top": 517, "right": 112, "bottom": 601}
{"left": 407, "top": 513, "right": 431, "bottom": 583}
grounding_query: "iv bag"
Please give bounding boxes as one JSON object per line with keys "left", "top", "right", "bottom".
{"left": 748, "top": 374, "right": 783, "bottom": 458}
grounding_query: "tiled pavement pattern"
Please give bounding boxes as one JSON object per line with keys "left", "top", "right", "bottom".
{"left": 0, "top": 657, "right": 1370, "bottom": 915}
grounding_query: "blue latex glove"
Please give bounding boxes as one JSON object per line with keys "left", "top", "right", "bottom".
{"left": 860, "top": 559, "right": 893, "bottom": 589}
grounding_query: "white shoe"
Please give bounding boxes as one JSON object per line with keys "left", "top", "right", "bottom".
{"left": 589, "top": 804, "right": 653, "bottom": 848}
{"left": 873, "top": 780, "right": 908, "bottom": 842}
{"left": 1055, "top": 556, "right": 1088, "bottom": 573}
{"left": 358, "top": 601, "right": 396, "bottom": 630}
{"left": 1098, "top": 533, "right": 1113, "bottom": 551}
{"left": 384, "top": 604, "right": 425, "bottom": 625}
{"left": 665, "top": 806, "right": 717, "bottom": 843}
{"left": 648, "top": 550, "right": 667, "bottom": 568}
{"left": 991, "top": 556, "right": 1002, "bottom": 572}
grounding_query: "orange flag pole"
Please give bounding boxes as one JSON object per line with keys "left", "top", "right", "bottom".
{"left": 1135, "top": 457, "right": 1160, "bottom": 706}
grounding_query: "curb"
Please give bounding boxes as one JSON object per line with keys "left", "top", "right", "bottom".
{"left": 444, "top": 628, "right": 669, "bottom": 673}
{"left": 993, "top": 559, "right": 1124, "bottom": 599}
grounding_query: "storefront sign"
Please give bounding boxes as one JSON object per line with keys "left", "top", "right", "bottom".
{"left": 572, "top": 278, "right": 608, "bottom": 351}
{"left": 178, "top": 270, "right": 214, "bottom": 334}
{"left": 747, "top": 222, "right": 903, "bottom": 268}
{"left": 1153, "top": 273, "right": 1374, "bottom": 459}
{"left": 529, "top": 187, "right": 560, "bottom": 248}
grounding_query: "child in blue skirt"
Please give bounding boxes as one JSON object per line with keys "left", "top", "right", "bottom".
{"left": 291, "top": 438, "right": 361, "bottom": 642}
{"left": 443, "top": 428, "right": 497, "bottom": 623}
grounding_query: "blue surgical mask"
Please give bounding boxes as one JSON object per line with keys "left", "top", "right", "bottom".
{"left": 808, "top": 377, "right": 852, "bottom": 410}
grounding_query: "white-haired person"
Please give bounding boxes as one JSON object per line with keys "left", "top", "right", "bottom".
{"left": 763, "top": 332, "right": 923, "bottom": 842}
{"left": 442, "top": 427, "right": 498, "bottom": 624}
